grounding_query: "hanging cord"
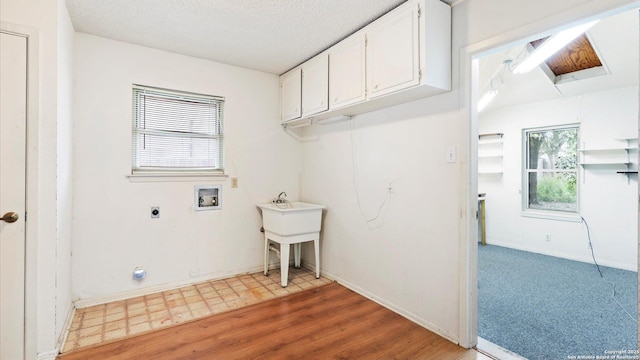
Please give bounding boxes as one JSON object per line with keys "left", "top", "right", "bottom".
{"left": 581, "top": 216, "right": 637, "bottom": 323}
{"left": 349, "top": 118, "right": 391, "bottom": 229}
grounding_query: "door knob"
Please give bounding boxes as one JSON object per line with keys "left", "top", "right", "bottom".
{"left": 1, "top": 212, "right": 19, "bottom": 223}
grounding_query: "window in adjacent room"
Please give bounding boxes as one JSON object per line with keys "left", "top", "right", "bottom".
{"left": 524, "top": 125, "right": 579, "bottom": 213}
{"left": 132, "top": 85, "right": 224, "bottom": 174}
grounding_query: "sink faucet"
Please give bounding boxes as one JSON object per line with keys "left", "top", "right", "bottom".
{"left": 275, "top": 192, "right": 287, "bottom": 204}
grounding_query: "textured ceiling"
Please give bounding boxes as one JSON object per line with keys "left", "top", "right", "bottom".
{"left": 65, "top": 0, "right": 437, "bottom": 74}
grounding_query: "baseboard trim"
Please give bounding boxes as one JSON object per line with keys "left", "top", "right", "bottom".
{"left": 56, "top": 303, "right": 76, "bottom": 353}
{"left": 484, "top": 240, "right": 637, "bottom": 272}
{"left": 37, "top": 350, "right": 58, "bottom": 360}
{"left": 316, "top": 267, "right": 459, "bottom": 345}
{"left": 74, "top": 264, "right": 281, "bottom": 309}
{"left": 476, "top": 337, "right": 528, "bottom": 360}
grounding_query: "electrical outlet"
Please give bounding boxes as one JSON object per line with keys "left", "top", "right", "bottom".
{"left": 231, "top": 177, "right": 238, "bottom": 188}
{"left": 387, "top": 180, "right": 394, "bottom": 193}
{"left": 545, "top": 234, "right": 551, "bottom": 242}
{"left": 151, "top": 206, "right": 160, "bottom": 219}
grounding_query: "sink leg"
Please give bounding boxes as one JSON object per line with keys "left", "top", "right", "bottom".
{"left": 280, "top": 244, "right": 290, "bottom": 287}
{"left": 314, "top": 238, "right": 320, "bottom": 279}
{"left": 294, "top": 243, "right": 301, "bottom": 268}
{"left": 264, "top": 237, "right": 269, "bottom": 276}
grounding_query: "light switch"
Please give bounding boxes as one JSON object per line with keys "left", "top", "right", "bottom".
{"left": 446, "top": 146, "right": 457, "bottom": 163}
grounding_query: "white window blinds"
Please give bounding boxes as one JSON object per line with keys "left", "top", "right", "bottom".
{"left": 132, "top": 85, "right": 224, "bottom": 173}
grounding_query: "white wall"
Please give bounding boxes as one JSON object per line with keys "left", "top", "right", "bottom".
{"left": 479, "top": 87, "right": 638, "bottom": 271}
{"left": 0, "top": 0, "right": 74, "bottom": 357}
{"left": 300, "top": 100, "right": 465, "bottom": 341}
{"left": 56, "top": 0, "right": 75, "bottom": 346}
{"left": 72, "top": 34, "right": 300, "bottom": 301}
{"left": 298, "top": 0, "right": 637, "bottom": 345}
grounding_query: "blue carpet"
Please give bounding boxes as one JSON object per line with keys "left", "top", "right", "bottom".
{"left": 478, "top": 244, "right": 637, "bottom": 360}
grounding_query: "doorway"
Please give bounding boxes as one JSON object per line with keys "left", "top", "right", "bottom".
{"left": 469, "top": 6, "right": 639, "bottom": 360}
{"left": 0, "top": 30, "right": 28, "bottom": 359}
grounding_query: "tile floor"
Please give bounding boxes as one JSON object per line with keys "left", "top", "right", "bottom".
{"left": 62, "top": 267, "right": 332, "bottom": 353}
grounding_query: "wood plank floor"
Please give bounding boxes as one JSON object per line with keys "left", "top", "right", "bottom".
{"left": 58, "top": 282, "right": 492, "bottom": 360}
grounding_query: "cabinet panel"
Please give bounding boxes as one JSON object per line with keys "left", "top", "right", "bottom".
{"left": 366, "top": 2, "right": 420, "bottom": 99}
{"left": 279, "top": 0, "right": 450, "bottom": 126}
{"left": 281, "top": 68, "right": 302, "bottom": 122}
{"left": 329, "top": 34, "right": 366, "bottom": 109}
{"left": 302, "top": 54, "right": 329, "bottom": 117}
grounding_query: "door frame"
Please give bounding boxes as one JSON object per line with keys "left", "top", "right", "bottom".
{"left": 1, "top": 21, "right": 39, "bottom": 360}
{"left": 459, "top": 0, "right": 640, "bottom": 350}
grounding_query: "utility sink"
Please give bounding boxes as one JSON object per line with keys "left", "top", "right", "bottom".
{"left": 257, "top": 202, "right": 325, "bottom": 236}
{"left": 257, "top": 201, "right": 325, "bottom": 287}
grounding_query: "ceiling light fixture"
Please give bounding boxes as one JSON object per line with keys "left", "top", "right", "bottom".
{"left": 478, "top": 90, "right": 498, "bottom": 112}
{"left": 513, "top": 19, "right": 600, "bottom": 74}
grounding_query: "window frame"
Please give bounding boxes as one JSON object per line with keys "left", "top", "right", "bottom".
{"left": 521, "top": 124, "right": 580, "bottom": 219}
{"left": 131, "top": 84, "right": 225, "bottom": 177}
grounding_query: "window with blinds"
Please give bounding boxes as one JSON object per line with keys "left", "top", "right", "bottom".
{"left": 132, "top": 85, "right": 224, "bottom": 174}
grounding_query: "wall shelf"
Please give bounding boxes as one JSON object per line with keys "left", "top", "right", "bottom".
{"left": 478, "top": 133, "right": 504, "bottom": 176}
{"left": 578, "top": 147, "right": 637, "bottom": 153}
{"left": 579, "top": 138, "right": 638, "bottom": 184}
{"left": 580, "top": 161, "right": 633, "bottom": 166}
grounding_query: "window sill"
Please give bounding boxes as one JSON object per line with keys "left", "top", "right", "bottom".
{"left": 127, "top": 172, "right": 228, "bottom": 183}
{"left": 520, "top": 211, "right": 582, "bottom": 223}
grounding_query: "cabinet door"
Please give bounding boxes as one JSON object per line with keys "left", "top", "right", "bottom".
{"left": 280, "top": 68, "right": 302, "bottom": 122}
{"left": 329, "top": 34, "right": 366, "bottom": 110}
{"left": 301, "top": 54, "right": 329, "bottom": 117}
{"left": 366, "top": 2, "right": 420, "bottom": 99}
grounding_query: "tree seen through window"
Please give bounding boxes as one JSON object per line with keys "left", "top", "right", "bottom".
{"left": 525, "top": 126, "right": 578, "bottom": 212}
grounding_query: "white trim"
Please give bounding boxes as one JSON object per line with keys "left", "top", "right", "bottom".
{"left": 476, "top": 337, "right": 528, "bottom": 360}
{"left": 459, "top": 46, "right": 479, "bottom": 349}
{"left": 462, "top": 0, "right": 640, "bottom": 355}
{"left": 319, "top": 268, "right": 459, "bottom": 345}
{"left": 1, "top": 21, "right": 40, "bottom": 360}
{"left": 36, "top": 350, "right": 58, "bottom": 360}
{"left": 55, "top": 303, "right": 76, "bottom": 354}
{"left": 127, "top": 173, "right": 228, "bottom": 182}
{"left": 522, "top": 124, "right": 581, "bottom": 215}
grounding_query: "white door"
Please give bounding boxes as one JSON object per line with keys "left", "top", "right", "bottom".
{"left": 280, "top": 68, "right": 302, "bottom": 122}
{"left": 366, "top": 2, "right": 420, "bottom": 99}
{"left": 329, "top": 34, "right": 366, "bottom": 110}
{"left": 301, "top": 53, "right": 328, "bottom": 117}
{"left": 0, "top": 31, "right": 28, "bottom": 360}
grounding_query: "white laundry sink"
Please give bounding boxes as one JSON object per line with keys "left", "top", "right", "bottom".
{"left": 257, "top": 202, "right": 325, "bottom": 236}
{"left": 257, "top": 201, "right": 325, "bottom": 287}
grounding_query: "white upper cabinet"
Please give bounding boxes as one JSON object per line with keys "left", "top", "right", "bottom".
{"left": 280, "top": 0, "right": 450, "bottom": 124}
{"left": 301, "top": 54, "right": 329, "bottom": 117}
{"left": 329, "top": 34, "right": 366, "bottom": 110}
{"left": 280, "top": 68, "right": 302, "bottom": 122}
{"left": 366, "top": 2, "right": 420, "bottom": 99}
